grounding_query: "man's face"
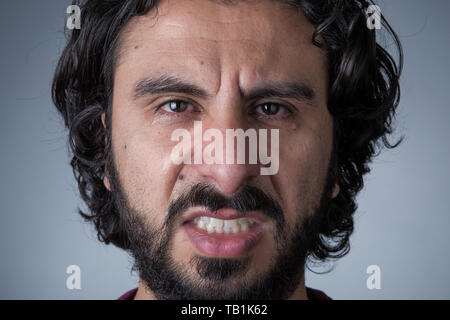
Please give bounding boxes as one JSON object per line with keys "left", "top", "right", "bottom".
{"left": 107, "top": 0, "right": 337, "bottom": 299}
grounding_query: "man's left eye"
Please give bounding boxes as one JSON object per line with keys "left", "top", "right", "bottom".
{"left": 254, "top": 103, "right": 291, "bottom": 117}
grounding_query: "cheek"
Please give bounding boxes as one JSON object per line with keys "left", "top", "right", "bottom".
{"left": 111, "top": 105, "right": 182, "bottom": 221}
{"left": 274, "top": 126, "right": 332, "bottom": 224}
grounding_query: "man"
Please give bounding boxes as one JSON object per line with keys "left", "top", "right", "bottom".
{"left": 53, "top": 0, "right": 402, "bottom": 300}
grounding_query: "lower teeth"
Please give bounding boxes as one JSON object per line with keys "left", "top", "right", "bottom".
{"left": 193, "top": 217, "right": 255, "bottom": 234}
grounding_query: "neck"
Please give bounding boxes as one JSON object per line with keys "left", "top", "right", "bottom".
{"left": 133, "top": 275, "right": 308, "bottom": 300}
{"left": 134, "top": 279, "right": 157, "bottom": 300}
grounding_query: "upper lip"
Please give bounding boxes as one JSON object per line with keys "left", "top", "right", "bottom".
{"left": 182, "top": 207, "right": 267, "bottom": 225}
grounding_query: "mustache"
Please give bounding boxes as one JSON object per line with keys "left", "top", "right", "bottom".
{"left": 166, "top": 183, "right": 285, "bottom": 230}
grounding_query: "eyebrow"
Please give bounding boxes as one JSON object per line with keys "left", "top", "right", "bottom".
{"left": 133, "top": 74, "right": 316, "bottom": 106}
{"left": 242, "top": 81, "right": 316, "bottom": 107}
{"left": 134, "top": 74, "right": 213, "bottom": 100}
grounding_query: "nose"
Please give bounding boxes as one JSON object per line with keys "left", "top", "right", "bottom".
{"left": 189, "top": 116, "right": 262, "bottom": 196}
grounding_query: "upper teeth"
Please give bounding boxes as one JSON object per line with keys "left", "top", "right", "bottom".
{"left": 193, "top": 216, "right": 256, "bottom": 234}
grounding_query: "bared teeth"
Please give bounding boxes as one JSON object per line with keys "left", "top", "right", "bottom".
{"left": 192, "top": 216, "right": 255, "bottom": 234}
{"left": 210, "top": 218, "right": 223, "bottom": 233}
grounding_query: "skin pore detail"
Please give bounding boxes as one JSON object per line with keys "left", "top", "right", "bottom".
{"left": 107, "top": 0, "right": 337, "bottom": 300}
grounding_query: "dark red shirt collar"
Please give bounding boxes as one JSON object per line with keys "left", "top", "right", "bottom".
{"left": 117, "top": 287, "right": 332, "bottom": 300}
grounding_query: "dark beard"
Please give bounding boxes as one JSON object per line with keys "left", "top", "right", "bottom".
{"left": 110, "top": 162, "right": 333, "bottom": 299}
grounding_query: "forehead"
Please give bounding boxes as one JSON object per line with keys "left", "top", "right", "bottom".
{"left": 114, "top": 0, "right": 327, "bottom": 97}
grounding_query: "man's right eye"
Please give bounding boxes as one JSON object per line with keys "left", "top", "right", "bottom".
{"left": 158, "top": 100, "right": 192, "bottom": 113}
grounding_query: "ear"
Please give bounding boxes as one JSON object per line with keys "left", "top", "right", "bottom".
{"left": 101, "top": 112, "right": 106, "bottom": 129}
{"left": 103, "top": 168, "right": 111, "bottom": 191}
{"left": 101, "top": 112, "right": 111, "bottom": 191}
{"left": 331, "top": 183, "right": 340, "bottom": 199}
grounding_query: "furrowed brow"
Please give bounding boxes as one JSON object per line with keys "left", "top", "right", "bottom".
{"left": 242, "top": 81, "right": 316, "bottom": 107}
{"left": 133, "top": 74, "right": 316, "bottom": 107}
{"left": 133, "top": 74, "right": 213, "bottom": 100}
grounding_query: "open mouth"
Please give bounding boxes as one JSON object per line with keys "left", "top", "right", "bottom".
{"left": 189, "top": 216, "right": 260, "bottom": 234}
{"left": 182, "top": 209, "right": 266, "bottom": 258}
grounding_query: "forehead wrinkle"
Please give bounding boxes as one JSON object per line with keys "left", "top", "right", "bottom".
{"left": 115, "top": 0, "right": 310, "bottom": 57}
{"left": 113, "top": 0, "right": 328, "bottom": 101}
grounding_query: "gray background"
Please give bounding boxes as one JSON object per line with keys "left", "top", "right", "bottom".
{"left": 1, "top": 0, "right": 449, "bottom": 299}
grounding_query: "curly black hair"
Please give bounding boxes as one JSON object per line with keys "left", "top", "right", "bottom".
{"left": 52, "top": 0, "right": 403, "bottom": 261}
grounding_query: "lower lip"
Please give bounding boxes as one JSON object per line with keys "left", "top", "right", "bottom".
{"left": 183, "top": 222, "right": 265, "bottom": 258}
